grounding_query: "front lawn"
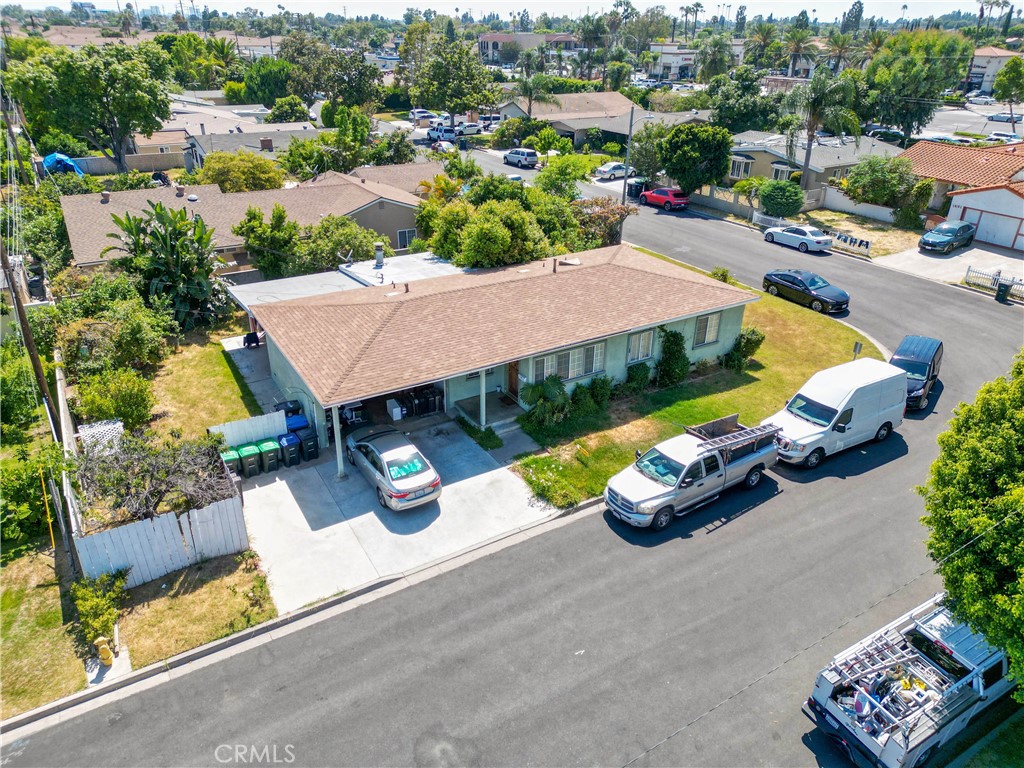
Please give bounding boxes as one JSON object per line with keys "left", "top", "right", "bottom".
{"left": 150, "top": 312, "right": 262, "bottom": 438}
{"left": 1, "top": 542, "right": 85, "bottom": 719}
{"left": 796, "top": 209, "right": 920, "bottom": 257}
{"left": 118, "top": 551, "right": 276, "bottom": 669}
{"left": 515, "top": 279, "right": 883, "bottom": 507}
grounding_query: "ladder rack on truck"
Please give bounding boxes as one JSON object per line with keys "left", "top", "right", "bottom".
{"left": 684, "top": 415, "right": 781, "bottom": 462}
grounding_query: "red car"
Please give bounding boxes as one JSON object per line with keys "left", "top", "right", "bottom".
{"left": 640, "top": 188, "right": 689, "bottom": 211}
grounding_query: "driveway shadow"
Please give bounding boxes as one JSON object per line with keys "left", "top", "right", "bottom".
{"left": 770, "top": 433, "right": 909, "bottom": 484}
{"left": 904, "top": 380, "right": 944, "bottom": 420}
{"left": 372, "top": 500, "right": 441, "bottom": 535}
{"left": 604, "top": 475, "right": 783, "bottom": 547}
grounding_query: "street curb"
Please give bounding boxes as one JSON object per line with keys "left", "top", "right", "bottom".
{"left": 945, "top": 707, "right": 1023, "bottom": 768}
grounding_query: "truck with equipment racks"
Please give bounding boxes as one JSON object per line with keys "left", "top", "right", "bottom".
{"left": 805, "top": 593, "right": 1013, "bottom": 768}
{"left": 604, "top": 414, "right": 780, "bottom": 531}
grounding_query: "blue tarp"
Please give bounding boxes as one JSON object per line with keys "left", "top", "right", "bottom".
{"left": 42, "top": 153, "right": 84, "bottom": 177}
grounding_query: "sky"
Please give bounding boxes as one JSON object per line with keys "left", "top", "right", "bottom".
{"left": 93, "top": 0, "right": 982, "bottom": 26}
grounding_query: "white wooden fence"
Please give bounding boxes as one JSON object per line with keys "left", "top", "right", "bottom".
{"left": 75, "top": 496, "right": 248, "bottom": 588}
{"left": 209, "top": 411, "right": 286, "bottom": 447}
{"left": 965, "top": 266, "right": 1024, "bottom": 300}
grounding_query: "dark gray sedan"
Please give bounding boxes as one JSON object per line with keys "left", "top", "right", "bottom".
{"left": 762, "top": 268, "right": 850, "bottom": 313}
{"left": 345, "top": 426, "right": 442, "bottom": 510}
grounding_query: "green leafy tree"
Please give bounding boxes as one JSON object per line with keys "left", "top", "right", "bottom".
{"left": 74, "top": 368, "right": 155, "bottom": 430}
{"left": 365, "top": 130, "right": 417, "bottom": 166}
{"left": 744, "top": 22, "right": 779, "bottom": 69}
{"left": 708, "top": 66, "right": 784, "bottom": 132}
{"left": 198, "top": 150, "right": 285, "bottom": 193}
{"left": 784, "top": 69, "right": 861, "bottom": 188}
{"left": 410, "top": 38, "right": 496, "bottom": 128}
{"left": 844, "top": 156, "right": 918, "bottom": 207}
{"left": 397, "top": 20, "right": 432, "bottom": 92}
{"left": 662, "top": 123, "right": 733, "bottom": 193}
{"left": 105, "top": 203, "right": 226, "bottom": 330}
{"left": 323, "top": 48, "right": 385, "bottom": 109}
{"left": 866, "top": 31, "right": 974, "bottom": 147}
{"left": 243, "top": 56, "right": 293, "bottom": 108}
{"left": 8, "top": 43, "right": 172, "bottom": 173}
{"left": 695, "top": 33, "right": 733, "bottom": 82}
{"left": 111, "top": 170, "right": 158, "bottom": 191}
{"left": 455, "top": 199, "right": 549, "bottom": 267}
{"left": 223, "top": 80, "right": 247, "bottom": 104}
{"left": 430, "top": 199, "right": 476, "bottom": 259}
{"left": 607, "top": 61, "right": 634, "bottom": 91}
{"left": 279, "top": 107, "right": 371, "bottom": 178}
{"left": 994, "top": 56, "right": 1024, "bottom": 127}
{"left": 285, "top": 216, "right": 394, "bottom": 276}
{"left": 35, "top": 127, "right": 90, "bottom": 158}
{"left": 628, "top": 122, "right": 670, "bottom": 184}
{"left": 526, "top": 126, "right": 572, "bottom": 160}
{"left": 758, "top": 179, "right": 804, "bottom": 217}
{"left": 524, "top": 187, "right": 585, "bottom": 251}
{"left": 535, "top": 155, "right": 591, "bottom": 200}
{"left": 0, "top": 338, "right": 38, "bottom": 430}
{"left": 232, "top": 204, "right": 300, "bottom": 279}
{"left": 267, "top": 95, "right": 310, "bottom": 124}
{"left": 919, "top": 351, "right": 1024, "bottom": 703}
{"left": 569, "top": 197, "right": 638, "bottom": 246}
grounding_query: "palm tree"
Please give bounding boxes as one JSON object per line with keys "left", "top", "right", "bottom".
{"left": 859, "top": 29, "right": 887, "bottom": 69}
{"left": 783, "top": 26, "right": 815, "bottom": 77}
{"left": 206, "top": 37, "right": 241, "bottom": 69}
{"left": 784, "top": 69, "right": 860, "bottom": 189}
{"left": 555, "top": 48, "right": 565, "bottom": 76}
{"left": 822, "top": 31, "right": 857, "bottom": 73}
{"left": 679, "top": 5, "right": 693, "bottom": 40}
{"left": 691, "top": 2, "right": 704, "bottom": 38}
{"left": 519, "top": 47, "right": 544, "bottom": 77}
{"left": 511, "top": 74, "right": 559, "bottom": 117}
{"left": 695, "top": 33, "right": 733, "bottom": 82}
{"left": 744, "top": 21, "right": 777, "bottom": 67}
{"left": 575, "top": 14, "right": 608, "bottom": 80}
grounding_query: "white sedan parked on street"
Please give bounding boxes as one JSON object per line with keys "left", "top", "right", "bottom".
{"left": 594, "top": 162, "right": 636, "bottom": 180}
{"left": 969, "top": 95, "right": 997, "bottom": 105}
{"left": 763, "top": 225, "right": 833, "bottom": 253}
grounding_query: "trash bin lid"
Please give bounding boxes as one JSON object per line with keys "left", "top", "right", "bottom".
{"left": 237, "top": 443, "right": 260, "bottom": 457}
{"left": 286, "top": 414, "right": 309, "bottom": 432}
{"left": 257, "top": 438, "right": 280, "bottom": 452}
{"left": 296, "top": 427, "right": 317, "bottom": 440}
{"left": 220, "top": 449, "right": 239, "bottom": 461}
{"left": 278, "top": 433, "right": 300, "bottom": 447}
{"left": 274, "top": 400, "right": 302, "bottom": 413}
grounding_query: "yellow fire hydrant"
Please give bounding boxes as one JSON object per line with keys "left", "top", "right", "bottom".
{"left": 94, "top": 637, "right": 115, "bottom": 667}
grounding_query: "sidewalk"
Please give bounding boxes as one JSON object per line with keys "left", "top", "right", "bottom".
{"left": 876, "top": 243, "right": 1024, "bottom": 284}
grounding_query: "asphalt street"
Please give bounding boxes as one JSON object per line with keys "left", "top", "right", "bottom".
{"left": 918, "top": 103, "right": 1021, "bottom": 138}
{"left": 4, "top": 150, "right": 1022, "bottom": 768}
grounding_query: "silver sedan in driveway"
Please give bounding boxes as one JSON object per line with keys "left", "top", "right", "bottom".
{"left": 345, "top": 426, "right": 442, "bottom": 510}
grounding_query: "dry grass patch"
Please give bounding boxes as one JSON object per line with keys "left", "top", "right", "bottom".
{"left": 119, "top": 552, "right": 276, "bottom": 669}
{"left": 1, "top": 542, "right": 85, "bottom": 719}
{"left": 151, "top": 312, "right": 261, "bottom": 438}
{"left": 797, "top": 209, "right": 920, "bottom": 257}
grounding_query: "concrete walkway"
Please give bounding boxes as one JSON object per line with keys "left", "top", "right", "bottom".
{"left": 870, "top": 243, "right": 1023, "bottom": 283}
{"left": 221, "top": 335, "right": 284, "bottom": 414}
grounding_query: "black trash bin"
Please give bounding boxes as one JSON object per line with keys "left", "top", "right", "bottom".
{"left": 296, "top": 427, "right": 319, "bottom": 461}
{"left": 274, "top": 399, "right": 302, "bottom": 417}
{"left": 458, "top": 137, "right": 468, "bottom": 151}
{"left": 626, "top": 177, "right": 648, "bottom": 199}
{"left": 995, "top": 280, "right": 1013, "bottom": 303}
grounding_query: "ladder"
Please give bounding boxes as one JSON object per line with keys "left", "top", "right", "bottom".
{"left": 696, "top": 423, "right": 781, "bottom": 454}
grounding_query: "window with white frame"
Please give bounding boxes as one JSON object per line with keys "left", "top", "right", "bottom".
{"left": 626, "top": 329, "right": 655, "bottom": 363}
{"left": 397, "top": 228, "right": 417, "bottom": 249}
{"left": 694, "top": 312, "right": 721, "bottom": 347}
{"left": 534, "top": 342, "right": 605, "bottom": 383}
{"left": 466, "top": 368, "right": 495, "bottom": 380}
{"left": 771, "top": 163, "right": 793, "bottom": 181}
{"left": 729, "top": 157, "right": 752, "bottom": 179}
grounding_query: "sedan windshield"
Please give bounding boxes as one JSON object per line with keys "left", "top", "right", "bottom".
{"left": 635, "top": 448, "right": 683, "bottom": 486}
{"left": 386, "top": 451, "right": 430, "bottom": 481}
{"left": 891, "top": 359, "right": 929, "bottom": 380}
{"left": 805, "top": 274, "right": 830, "bottom": 290}
{"left": 933, "top": 223, "right": 960, "bottom": 235}
{"left": 786, "top": 394, "right": 838, "bottom": 427}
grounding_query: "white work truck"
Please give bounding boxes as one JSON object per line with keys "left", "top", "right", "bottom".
{"left": 604, "top": 414, "right": 780, "bottom": 531}
{"left": 805, "top": 593, "right": 1013, "bottom": 768}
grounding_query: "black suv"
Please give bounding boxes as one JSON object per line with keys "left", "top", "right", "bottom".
{"left": 889, "top": 335, "right": 943, "bottom": 409}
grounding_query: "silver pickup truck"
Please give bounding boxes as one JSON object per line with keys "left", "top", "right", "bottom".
{"left": 604, "top": 414, "right": 781, "bottom": 531}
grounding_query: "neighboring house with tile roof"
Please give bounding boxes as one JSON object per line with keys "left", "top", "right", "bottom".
{"left": 947, "top": 182, "right": 1024, "bottom": 252}
{"left": 61, "top": 175, "right": 421, "bottom": 269}
{"left": 898, "top": 140, "right": 1024, "bottom": 208}
{"left": 968, "top": 46, "right": 1024, "bottom": 93}
{"left": 729, "top": 131, "right": 902, "bottom": 188}
{"left": 250, "top": 244, "right": 758, "bottom": 458}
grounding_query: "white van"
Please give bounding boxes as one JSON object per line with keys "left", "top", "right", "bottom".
{"left": 763, "top": 358, "right": 907, "bottom": 469}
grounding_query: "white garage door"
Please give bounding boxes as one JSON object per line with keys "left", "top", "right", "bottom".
{"left": 975, "top": 212, "right": 1021, "bottom": 248}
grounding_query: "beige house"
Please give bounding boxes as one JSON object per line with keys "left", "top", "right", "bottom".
{"left": 968, "top": 46, "right": 1024, "bottom": 94}
{"left": 729, "top": 131, "right": 902, "bottom": 189}
{"left": 132, "top": 130, "right": 189, "bottom": 155}
{"left": 899, "top": 140, "right": 1024, "bottom": 209}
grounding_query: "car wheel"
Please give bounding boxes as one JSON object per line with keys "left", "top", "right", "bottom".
{"left": 519, "top": 159, "right": 525, "bottom": 168}
{"left": 943, "top": 243, "right": 954, "bottom": 254}
{"left": 804, "top": 448, "right": 825, "bottom": 469}
{"left": 377, "top": 488, "right": 389, "bottom": 508}
{"left": 663, "top": 201, "right": 672, "bottom": 211}
{"left": 798, "top": 242, "right": 809, "bottom": 253}
{"left": 811, "top": 299, "right": 827, "bottom": 313}
{"left": 743, "top": 467, "right": 763, "bottom": 490}
{"left": 640, "top": 195, "right": 648, "bottom": 205}
{"left": 502, "top": 157, "right": 508, "bottom": 165}
{"left": 345, "top": 447, "right": 354, "bottom": 464}
{"left": 767, "top": 285, "right": 779, "bottom": 296}
{"left": 651, "top": 507, "right": 675, "bottom": 532}
{"left": 874, "top": 422, "right": 892, "bottom": 442}
{"left": 765, "top": 232, "right": 775, "bottom": 242}
{"left": 965, "top": 237, "right": 974, "bottom": 247}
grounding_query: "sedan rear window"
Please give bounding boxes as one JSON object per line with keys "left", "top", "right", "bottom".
{"left": 807, "top": 228, "right": 827, "bottom": 238}
{"left": 386, "top": 452, "right": 429, "bottom": 480}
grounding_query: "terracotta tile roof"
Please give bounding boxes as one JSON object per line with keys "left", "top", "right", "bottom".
{"left": 973, "top": 46, "right": 1022, "bottom": 57}
{"left": 898, "top": 141, "right": 1024, "bottom": 186}
{"left": 251, "top": 245, "right": 758, "bottom": 407}
{"left": 62, "top": 176, "right": 420, "bottom": 267}
{"left": 349, "top": 162, "right": 446, "bottom": 195}
{"left": 948, "top": 180, "right": 1024, "bottom": 199}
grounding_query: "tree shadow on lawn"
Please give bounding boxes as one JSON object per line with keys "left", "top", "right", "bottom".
{"left": 603, "top": 474, "right": 783, "bottom": 548}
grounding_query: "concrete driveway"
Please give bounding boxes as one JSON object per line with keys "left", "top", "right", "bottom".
{"left": 875, "top": 242, "right": 1023, "bottom": 283}
{"left": 240, "top": 422, "right": 554, "bottom": 613}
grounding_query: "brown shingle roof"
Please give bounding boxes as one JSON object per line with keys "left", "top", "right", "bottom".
{"left": 348, "top": 162, "right": 446, "bottom": 195}
{"left": 898, "top": 141, "right": 1024, "bottom": 187}
{"left": 62, "top": 176, "right": 420, "bottom": 266}
{"left": 251, "top": 245, "right": 757, "bottom": 407}
{"left": 505, "top": 91, "right": 637, "bottom": 120}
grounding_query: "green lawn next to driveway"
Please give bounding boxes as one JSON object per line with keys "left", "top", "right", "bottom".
{"left": 515, "top": 271, "right": 884, "bottom": 507}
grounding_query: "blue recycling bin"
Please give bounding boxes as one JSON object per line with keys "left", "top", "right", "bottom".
{"left": 286, "top": 413, "right": 309, "bottom": 433}
{"left": 278, "top": 433, "right": 301, "bottom": 467}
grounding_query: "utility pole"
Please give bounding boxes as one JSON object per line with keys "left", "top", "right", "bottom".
{"left": 0, "top": 240, "right": 62, "bottom": 444}
{"left": 1, "top": 107, "right": 33, "bottom": 187}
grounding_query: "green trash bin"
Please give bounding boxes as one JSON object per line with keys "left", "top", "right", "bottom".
{"left": 257, "top": 438, "right": 281, "bottom": 473}
{"left": 220, "top": 448, "right": 240, "bottom": 476}
{"left": 237, "top": 443, "right": 261, "bottom": 478}
{"left": 995, "top": 280, "right": 1013, "bottom": 303}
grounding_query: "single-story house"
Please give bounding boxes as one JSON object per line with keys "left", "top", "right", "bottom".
{"left": 250, "top": 244, "right": 758, "bottom": 475}
{"left": 61, "top": 174, "right": 421, "bottom": 269}
{"left": 499, "top": 91, "right": 636, "bottom": 125}
{"left": 554, "top": 109, "right": 711, "bottom": 146}
{"left": 132, "top": 130, "right": 189, "bottom": 155}
{"left": 729, "top": 131, "right": 903, "bottom": 188}
{"left": 898, "top": 140, "right": 1024, "bottom": 209}
{"left": 947, "top": 182, "right": 1024, "bottom": 252}
{"left": 349, "top": 161, "right": 446, "bottom": 197}
{"left": 183, "top": 126, "right": 319, "bottom": 171}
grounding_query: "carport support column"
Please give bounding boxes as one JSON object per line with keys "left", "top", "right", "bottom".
{"left": 478, "top": 369, "right": 487, "bottom": 427}
{"left": 333, "top": 405, "right": 345, "bottom": 478}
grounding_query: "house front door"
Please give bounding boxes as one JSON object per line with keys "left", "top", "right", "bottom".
{"left": 508, "top": 360, "right": 519, "bottom": 400}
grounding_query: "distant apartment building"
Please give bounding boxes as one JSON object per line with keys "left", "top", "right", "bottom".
{"left": 646, "top": 39, "right": 746, "bottom": 80}
{"left": 478, "top": 32, "right": 579, "bottom": 63}
{"left": 968, "top": 46, "right": 1024, "bottom": 93}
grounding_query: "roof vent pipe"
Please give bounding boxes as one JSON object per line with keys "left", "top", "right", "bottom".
{"left": 553, "top": 257, "right": 558, "bottom": 273}
{"left": 404, "top": 282, "right": 409, "bottom": 293}
{"left": 100, "top": 190, "right": 111, "bottom": 203}
{"left": 374, "top": 241, "right": 385, "bottom": 268}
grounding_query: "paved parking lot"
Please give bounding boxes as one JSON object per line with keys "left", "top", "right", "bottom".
{"left": 241, "top": 422, "right": 554, "bottom": 613}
